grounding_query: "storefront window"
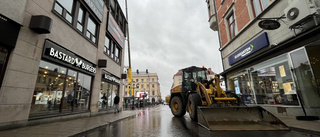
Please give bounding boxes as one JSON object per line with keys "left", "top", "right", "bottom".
{"left": 231, "top": 73, "right": 254, "bottom": 104}
{"left": 31, "top": 60, "right": 93, "bottom": 115}
{"left": 76, "top": 73, "right": 91, "bottom": 111}
{"left": 251, "top": 55, "right": 298, "bottom": 105}
{"left": 99, "top": 81, "right": 119, "bottom": 111}
{"left": 31, "top": 61, "right": 67, "bottom": 115}
{"left": 62, "top": 69, "right": 77, "bottom": 112}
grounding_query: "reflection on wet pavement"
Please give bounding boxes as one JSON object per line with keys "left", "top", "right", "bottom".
{"left": 74, "top": 105, "right": 319, "bottom": 137}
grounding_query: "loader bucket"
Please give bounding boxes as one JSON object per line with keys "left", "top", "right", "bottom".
{"left": 197, "top": 106, "right": 289, "bottom": 130}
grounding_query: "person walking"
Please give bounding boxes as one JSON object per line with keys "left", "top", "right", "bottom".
{"left": 114, "top": 93, "right": 120, "bottom": 114}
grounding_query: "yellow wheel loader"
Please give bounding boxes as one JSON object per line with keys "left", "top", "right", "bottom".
{"left": 169, "top": 66, "right": 288, "bottom": 130}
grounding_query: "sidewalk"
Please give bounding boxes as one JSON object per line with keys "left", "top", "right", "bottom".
{"left": 276, "top": 115, "right": 320, "bottom": 135}
{"left": 0, "top": 106, "right": 319, "bottom": 137}
{"left": 0, "top": 108, "right": 145, "bottom": 137}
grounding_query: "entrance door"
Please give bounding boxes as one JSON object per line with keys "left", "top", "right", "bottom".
{"left": 289, "top": 46, "right": 320, "bottom": 107}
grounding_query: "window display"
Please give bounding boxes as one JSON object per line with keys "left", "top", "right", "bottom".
{"left": 31, "top": 60, "right": 92, "bottom": 115}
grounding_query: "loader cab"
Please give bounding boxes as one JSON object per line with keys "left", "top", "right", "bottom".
{"left": 181, "top": 66, "right": 207, "bottom": 92}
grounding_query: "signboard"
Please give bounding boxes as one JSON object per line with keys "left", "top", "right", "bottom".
{"left": 136, "top": 92, "right": 149, "bottom": 99}
{"left": 107, "top": 13, "right": 125, "bottom": 48}
{"left": 84, "top": 0, "right": 104, "bottom": 22}
{"left": 42, "top": 40, "right": 96, "bottom": 74}
{"left": 228, "top": 32, "right": 269, "bottom": 65}
{"left": 0, "top": 13, "right": 21, "bottom": 49}
{"left": 103, "top": 73, "right": 120, "bottom": 84}
{"left": 258, "top": 20, "right": 281, "bottom": 30}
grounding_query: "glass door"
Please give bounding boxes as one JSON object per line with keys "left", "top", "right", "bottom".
{"left": 289, "top": 47, "right": 320, "bottom": 107}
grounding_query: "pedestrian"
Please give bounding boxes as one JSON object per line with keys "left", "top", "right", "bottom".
{"left": 114, "top": 93, "right": 120, "bottom": 114}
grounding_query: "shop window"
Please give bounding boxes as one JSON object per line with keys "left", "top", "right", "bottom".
{"left": 31, "top": 60, "right": 93, "bottom": 116}
{"left": 231, "top": 73, "right": 254, "bottom": 104}
{"left": 227, "top": 12, "right": 238, "bottom": 39}
{"left": 76, "top": 72, "right": 92, "bottom": 111}
{"left": 251, "top": 0, "right": 269, "bottom": 17}
{"left": 251, "top": 55, "right": 298, "bottom": 105}
{"left": 31, "top": 60, "right": 67, "bottom": 115}
{"left": 53, "top": 0, "right": 99, "bottom": 45}
{"left": 62, "top": 69, "right": 77, "bottom": 112}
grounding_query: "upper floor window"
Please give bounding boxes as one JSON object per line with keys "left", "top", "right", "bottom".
{"left": 141, "top": 79, "right": 144, "bottom": 82}
{"left": 104, "top": 36, "right": 110, "bottom": 55}
{"left": 86, "top": 17, "right": 97, "bottom": 43}
{"left": 227, "top": 12, "right": 237, "bottom": 39}
{"left": 252, "top": 0, "right": 268, "bottom": 17}
{"left": 54, "top": 0, "right": 74, "bottom": 23}
{"left": 103, "top": 38, "right": 122, "bottom": 65}
{"left": 53, "top": 0, "right": 99, "bottom": 44}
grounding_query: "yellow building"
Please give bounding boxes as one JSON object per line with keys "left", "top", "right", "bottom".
{"left": 124, "top": 69, "right": 161, "bottom": 104}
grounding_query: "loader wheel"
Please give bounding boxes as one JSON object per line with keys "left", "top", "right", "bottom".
{"left": 188, "top": 93, "right": 201, "bottom": 121}
{"left": 170, "top": 96, "right": 186, "bottom": 117}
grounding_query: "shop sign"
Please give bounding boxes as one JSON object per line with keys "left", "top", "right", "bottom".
{"left": 229, "top": 32, "right": 269, "bottom": 65}
{"left": 0, "top": 13, "right": 21, "bottom": 49}
{"left": 258, "top": 20, "right": 281, "bottom": 30}
{"left": 84, "top": 0, "right": 104, "bottom": 22}
{"left": 107, "top": 13, "right": 124, "bottom": 48}
{"left": 103, "top": 74, "right": 120, "bottom": 84}
{"left": 43, "top": 40, "right": 96, "bottom": 74}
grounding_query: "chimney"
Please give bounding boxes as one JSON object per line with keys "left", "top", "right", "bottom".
{"left": 146, "top": 69, "right": 148, "bottom": 74}
{"left": 136, "top": 69, "right": 139, "bottom": 74}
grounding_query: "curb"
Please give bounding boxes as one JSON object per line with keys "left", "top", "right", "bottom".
{"left": 70, "top": 111, "right": 142, "bottom": 137}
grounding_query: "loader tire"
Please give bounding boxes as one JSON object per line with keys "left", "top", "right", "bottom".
{"left": 170, "top": 96, "right": 186, "bottom": 117}
{"left": 188, "top": 93, "right": 201, "bottom": 121}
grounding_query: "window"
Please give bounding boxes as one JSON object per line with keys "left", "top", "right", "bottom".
{"left": 114, "top": 46, "right": 120, "bottom": 63}
{"left": 227, "top": 12, "right": 237, "bottom": 39}
{"left": 53, "top": 0, "right": 99, "bottom": 44}
{"left": 141, "top": 84, "right": 144, "bottom": 88}
{"left": 152, "top": 91, "right": 155, "bottom": 95}
{"left": 104, "top": 36, "right": 110, "bottom": 55}
{"left": 76, "top": 7, "right": 84, "bottom": 32}
{"left": 152, "top": 84, "right": 155, "bottom": 88}
{"left": 54, "top": 0, "right": 74, "bottom": 23}
{"left": 104, "top": 39, "right": 121, "bottom": 65}
{"left": 252, "top": 0, "right": 268, "bottom": 17}
{"left": 86, "top": 17, "right": 97, "bottom": 43}
{"left": 136, "top": 79, "right": 139, "bottom": 82}
{"left": 141, "top": 79, "right": 144, "bottom": 82}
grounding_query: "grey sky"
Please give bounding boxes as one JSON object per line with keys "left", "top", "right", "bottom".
{"left": 118, "top": 0, "right": 222, "bottom": 99}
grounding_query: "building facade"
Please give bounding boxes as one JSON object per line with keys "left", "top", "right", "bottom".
{"left": 124, "top": 69, "right": 161, "bottom": 105}
{"left": 0, "top": 0, "right": 127, "bottom": 129}
{"left": 206, "top": 0, "right": 320, "bottom": 117}
{"left": 171, "top": 67, "right": 215, "bottom": 89}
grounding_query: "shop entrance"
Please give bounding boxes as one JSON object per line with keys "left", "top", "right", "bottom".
{"left": 289, "top": 42, "right": 320, "bottom": 107}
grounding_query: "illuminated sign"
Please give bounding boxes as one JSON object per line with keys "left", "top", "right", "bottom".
{"left": 84, "top": 0, "right": 104, "bottom": 22}
{"left": 43, "top": 40, "right": 96, "bottom": 74}
{"left": 107, "top": 13, "right": 125, "bottom": 48}
{"left": 103, "top": 74, "right": 120, "bottom": 84}
{"left": 229, "top": 32, "right": 269, "bottom": 65}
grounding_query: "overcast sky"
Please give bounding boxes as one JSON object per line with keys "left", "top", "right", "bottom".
{"left": 118, "top": 0, "right": 222, "bottom": 99}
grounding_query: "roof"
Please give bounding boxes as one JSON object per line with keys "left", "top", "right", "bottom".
{"left": 173, "top": 67, "right": 215, "bottom": 77}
